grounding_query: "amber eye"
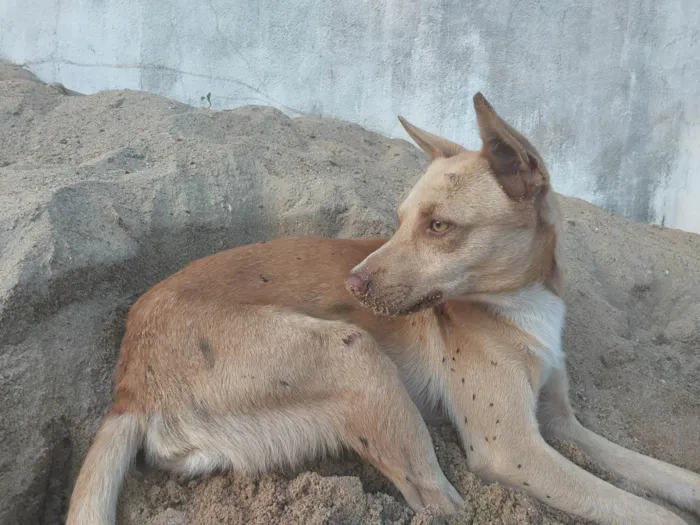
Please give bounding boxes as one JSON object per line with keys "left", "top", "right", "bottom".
{"left": 429, "top": 220, "right": 451, "bottom": 234}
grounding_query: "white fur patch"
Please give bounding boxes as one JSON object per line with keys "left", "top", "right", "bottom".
{"left": 482, "top": 284, "right": 567, "bottom": 377}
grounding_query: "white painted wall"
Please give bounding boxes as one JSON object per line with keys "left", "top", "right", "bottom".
{"left": 2, "top": 0, "right": 699, "bottom": 233}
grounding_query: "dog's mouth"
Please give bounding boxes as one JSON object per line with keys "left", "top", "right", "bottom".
{"left": 397, "top": 291, "right": 444, "bottom": 315}
{"left": 348, "top": 285, "right": 444, "bottom": 317}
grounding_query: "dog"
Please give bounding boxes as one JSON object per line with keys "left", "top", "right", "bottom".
{"left": 66, "top": 93, "right": 699, "bottom": 525}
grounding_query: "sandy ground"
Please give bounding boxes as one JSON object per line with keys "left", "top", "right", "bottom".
{"left": 0, "top": 61, "right": 698, "bottom": 525}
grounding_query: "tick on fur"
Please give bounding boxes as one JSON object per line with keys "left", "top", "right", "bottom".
{"left": 359, "top": 437, "right": 369, "bottom": 448}
{"left": 259, "top": 274, "right": 269, "bottom": 283}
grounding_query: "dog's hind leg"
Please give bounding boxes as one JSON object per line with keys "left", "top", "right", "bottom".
{"left": 539, "top": 368, "right": 700, "bottom": 517}
{"left": 334, "top": 330, "right": 463, "bottom": 513}
{"left": 143, "top": 309, "right": 463, "bottom": 515}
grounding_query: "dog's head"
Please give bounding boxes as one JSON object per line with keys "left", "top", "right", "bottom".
{"left": 345, "top": 93, "right": 562, "bottom": 316}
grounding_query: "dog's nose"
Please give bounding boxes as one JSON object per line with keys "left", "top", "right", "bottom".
{"left": 345, "top": 272, "right": 370, "bottom": 295}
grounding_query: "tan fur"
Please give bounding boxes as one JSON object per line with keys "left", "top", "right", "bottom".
{"left": 66, "top": 94, "right": 699, "bottom": 525}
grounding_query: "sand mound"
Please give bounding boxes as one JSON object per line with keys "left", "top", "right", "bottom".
{"left": 0, "top": 61, "right": 698, "bottom": 525}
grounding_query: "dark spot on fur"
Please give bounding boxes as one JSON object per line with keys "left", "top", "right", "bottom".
{"left": 517, "top": 464, "right": 522, "bottom": 469}
{"left": 473, "top": 393, "right": 476, "bottom": 400}
{"left": 342, "top": 332, "right": 360, "bottom": 345}
{"left": 146, "top": 364, "right": 154, "bottom": 379}
{"left": 279, "top": 380, "right": 290, "bottom": 387}
{"left": 452, "top": 356, "right": 455, "bottom": 361}
{"left": 330, "top": 303, "right": 354, "bottom": 315}
{"left": 456, "top": 348, "right": 460, "bottom": 353}
{"left": 446, "top": 172, "right": 462, "bottom": 186}
{"left": 464, "top": 416, "right": 468, "bottom": 424}
{"left": 546, "top": 495, "right": 551, "bottom": 499}
{"left": 450, "top": 368, "right": 455, "bottom": 372}
{"left": 405, "top": 475, "right": 411, "bottom": 482}
{"left": 485, "top": 437, "right": 489, "bottom": 442}
{"left": 491, "top": 360, "right": 497, "bottom": 366}
{"left": 523, "top": 482, "right": 530, "bottom": 486}
{"left": 461, "top": 378, "right": 465, "bottom": 384}
{"left": 259, "top": 274, "right": 269, "bottom": 283}
{"left": 496, "top": 419, "right": 500, "bottom": 424}
{"left": 492, "top": 436, "right": 497, "bottom": 441}
{"left": 199, "top": 338, "right": 215, "bottom": 367}
{"left": 190, "top": 401, "right": 217, "bottom": 425}
{"left": 360, "top": 437, "right": 369, "bottom": 448}
{"left": 470, "top": 445, "right": 474, "bottom": 451}
{"left": 489, "top": 403, "right": 494, "bottom": 407}
{"left": 437, "top": 303, "right": 451, "bottom": 321}
{"left": 442, "top": 357, "right": 446, "bottom": 363}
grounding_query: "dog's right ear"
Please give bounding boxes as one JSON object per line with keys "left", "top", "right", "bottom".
{"left": 398, "top": 116, "right": 466, "bottom": 160}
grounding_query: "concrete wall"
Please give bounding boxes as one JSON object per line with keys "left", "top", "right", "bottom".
{"left": 2, "top": 0, "right": 699, "bottom": 233}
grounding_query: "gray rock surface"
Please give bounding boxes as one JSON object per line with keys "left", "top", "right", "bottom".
{"left": 1, "top": 61, "right": 698, "bottom": 525}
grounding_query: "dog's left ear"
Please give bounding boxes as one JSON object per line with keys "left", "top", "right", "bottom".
{"left": 398, "top": 116, "right": 466, "bottom": 160}
{"left": 473, "top": 93, "right": 546, "bottom": 201}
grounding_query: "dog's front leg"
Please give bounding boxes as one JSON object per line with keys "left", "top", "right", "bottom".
{"left": 539, "top": 368, "right": 700, "bottom": 517}
{"left": 445, "top": 352, "right": 689, "bottom": 525}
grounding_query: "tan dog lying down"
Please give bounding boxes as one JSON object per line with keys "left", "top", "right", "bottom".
{"left": 66, "top": 93, "right": 700, "bottom": 525}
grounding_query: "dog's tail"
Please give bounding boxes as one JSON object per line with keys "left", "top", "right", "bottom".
{"left": 66, "top": 412, "right": 144, "bottom": 525}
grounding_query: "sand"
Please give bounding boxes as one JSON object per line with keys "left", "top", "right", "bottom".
{"left": 0, "top": 61, "right": 698, "bottom": 525}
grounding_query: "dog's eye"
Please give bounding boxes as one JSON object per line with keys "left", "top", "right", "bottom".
{"left": 429, "top": 220, "right": 451, "bottom": 234}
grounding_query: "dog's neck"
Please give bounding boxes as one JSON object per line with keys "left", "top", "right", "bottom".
{"left": 451, "top": 283, "right": 567, "bottom": 374}
{"left": 484, "top": 284, "right": 565, "bottom": 361}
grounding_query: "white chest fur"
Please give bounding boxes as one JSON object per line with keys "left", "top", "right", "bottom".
{"left": 482, "top": 284, "right": 567, "bottom": 375}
